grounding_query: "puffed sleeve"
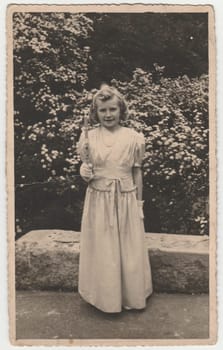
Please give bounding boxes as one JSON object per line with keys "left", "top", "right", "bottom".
{"left": 133, "top": 131, "right": 145, "bottom": 167}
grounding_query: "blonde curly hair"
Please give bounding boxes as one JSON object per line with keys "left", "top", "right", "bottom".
{"left": 89, "top": 84, "right": 129, "bottom": 124}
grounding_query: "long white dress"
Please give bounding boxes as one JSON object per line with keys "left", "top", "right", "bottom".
{"left": 78, "top": 126, "right": 153, "bottom": 313}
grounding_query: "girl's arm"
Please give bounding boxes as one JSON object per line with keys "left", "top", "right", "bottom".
{"left": 132, "top": 167, "right": 143, "bottom": 200}
{"left": 133, "top": 167, "right": 144, "bottom": 219}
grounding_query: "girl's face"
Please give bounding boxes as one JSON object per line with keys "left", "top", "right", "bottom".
{"left": 96, "top": 96, "right": 121, "bottom": 130}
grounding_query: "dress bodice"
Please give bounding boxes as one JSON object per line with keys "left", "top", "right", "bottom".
{"left": 78, "top": 126, "right": 145, "bottom": 177}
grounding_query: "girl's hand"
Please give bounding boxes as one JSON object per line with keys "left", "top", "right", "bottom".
{"left": 137, "top": 200, "right": 144, "bottom": 219}
{"left": 80, "top": 162, "right": 94, "bottom": 182}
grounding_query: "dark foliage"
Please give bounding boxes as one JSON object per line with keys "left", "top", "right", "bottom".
{"left": 86, "top": 13, "right": 208, "bottom": 88}
{"left": 13, "top": 12, "right": 209, "bottom": 236}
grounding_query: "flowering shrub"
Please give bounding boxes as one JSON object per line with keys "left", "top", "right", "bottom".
{"left": 14, "top": 15, "right": 209, "bottom": 235}
{"left": 15, "top": 68, "right": 208, "bottom": 235}
{"left": 112, "top": 67, "right": 209, "bottom": 234}
{"left": 13, "top": 12, "right": 92, "bottom": 123}
{"left": 15, "top": 96, "right": 91, "bottom": 234}
{"left": 13, "top": 13, "right": 208, "bottom": 235}
{"left": 13, "top": 12, "right": 92, "bottom": 233}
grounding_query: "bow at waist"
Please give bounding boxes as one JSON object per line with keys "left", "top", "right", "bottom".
{"left": 88, "top": 172, "right": 136, "bottom": 227}
{"left": 88, "top": 175, "right": 136, "bottom": 193}
{"left": 88, "top": 166, "right": 136, "bottom": 192}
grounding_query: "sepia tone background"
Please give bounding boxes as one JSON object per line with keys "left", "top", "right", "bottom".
{"left": 6, "top": 3, "right": 216, "bottom": 346}
{"left": 14, "top": 10, "right": 209, "bottom": 237}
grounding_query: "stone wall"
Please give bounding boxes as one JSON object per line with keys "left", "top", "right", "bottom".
{"left": 16, "top": 230, "right": 209, "bottom": 293}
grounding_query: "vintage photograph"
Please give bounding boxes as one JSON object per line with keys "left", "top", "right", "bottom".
{"left": 7, "top": 4, "right": 216, "bottom": 346}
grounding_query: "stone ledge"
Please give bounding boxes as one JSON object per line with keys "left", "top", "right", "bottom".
{"left": 16, "top": 230, "right": 209, "bottom": 293}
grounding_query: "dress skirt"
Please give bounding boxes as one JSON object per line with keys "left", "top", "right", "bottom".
{"left": 78, "top": 179, "right": 153, "bottom": 313}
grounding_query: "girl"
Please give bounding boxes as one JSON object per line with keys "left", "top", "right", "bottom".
{"left": 78, "top": 85, "right": 153, "bottom": 313}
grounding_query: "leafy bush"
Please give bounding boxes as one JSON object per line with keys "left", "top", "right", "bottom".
{"left": 15, "top": 68, "right": 208, "bottom": 235}
{"left": 13, "top": 13, "right": 208, "bottom": 236}
{"left": 13, "top": 12, "right": 93, "bottom": 234}
{"left": 13, "top": 12, "right": 93, "bottom": 123}
{"left": 87, "top": 12, "right": 208, "bottom": 87}
{"left": 15, "top": 101, "right": 89, "bottom": 234}
{"left": 112, "top": 67, "right": 209, "bottom": 234}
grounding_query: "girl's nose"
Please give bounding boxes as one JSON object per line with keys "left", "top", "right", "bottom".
{"left": 105, "top": 110, "right": 110, "bottom": 117}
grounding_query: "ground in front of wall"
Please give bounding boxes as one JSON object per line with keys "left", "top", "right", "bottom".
{"left": 16, "top": 291, "right": 209, "bottom": 340}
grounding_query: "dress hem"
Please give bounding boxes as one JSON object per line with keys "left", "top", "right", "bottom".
{"left": 78, "top": 289, "right": 153, "bottom": 314}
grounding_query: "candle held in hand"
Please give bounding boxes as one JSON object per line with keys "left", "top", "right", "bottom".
{"left": 83, "top": 114, "right": 92, "bottom": 166}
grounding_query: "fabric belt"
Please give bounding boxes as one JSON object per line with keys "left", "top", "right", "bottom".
{"left": 88, "top": 175, "right": 136, "bottom": 227}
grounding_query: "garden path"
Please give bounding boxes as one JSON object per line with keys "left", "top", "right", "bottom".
{"left": 16, "top": 291, "right": 209, "bottom": 340}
